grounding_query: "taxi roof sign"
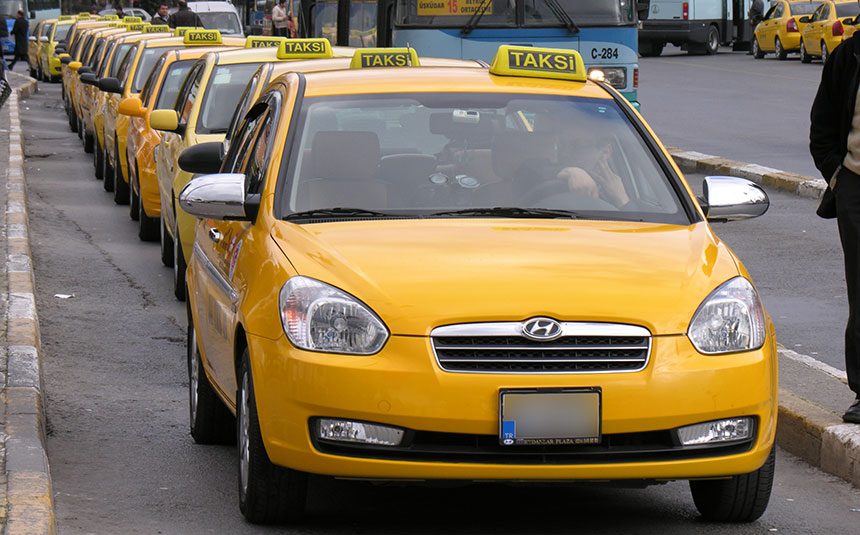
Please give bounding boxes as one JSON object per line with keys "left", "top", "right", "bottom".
{"left": 183, "top": 29, "right": 222, "bottom": 45}
{"left": 124, "top": 22, "right": 147, "bottom": 31}
{"left": 98, "top": 14, "right": 119, "bottom": 20}
{"left": 76, "top": 13, "right": 92, "bottom": 19}
{"left": 245, "top": 36, "right": 288, "bottom": 49}
{"left": 276, "top": 38, "right": 332, "bottom": 59}
{"left": 489, "top": 45, "right": 586, "bottom": 83}
{"left": 174, "top": 26, "right": 201, "bottom": 37}
{"left": 58, "top": 15, "right": 74, "bottom": 21}
{"left": 145, "top": 24, "right": 170, "bottom": 33}
{"left": 123, "top": 16, "right": 143, "bottom": 23}
{"left": 350, "top": 47, "right": 419, "bottom": 69}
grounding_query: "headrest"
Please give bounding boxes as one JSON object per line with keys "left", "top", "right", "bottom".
{"left": 311, "top": 131, "right": 380, "bottom": 181}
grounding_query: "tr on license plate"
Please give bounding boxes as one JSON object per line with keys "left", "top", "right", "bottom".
{"left": 499, "top": 388, "right": 601, "bottom": 446}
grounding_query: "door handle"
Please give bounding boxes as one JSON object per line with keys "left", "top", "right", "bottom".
{"left": 208, "top": 228, "right": 222, "bottom": 243}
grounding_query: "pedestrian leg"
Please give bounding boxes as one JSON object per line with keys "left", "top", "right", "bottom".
{"left": 836, "top": 171, "right": 860, "bottom": 395}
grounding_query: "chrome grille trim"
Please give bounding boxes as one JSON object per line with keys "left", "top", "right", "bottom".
{"left": 431, "top": 321, "right": 652, "bottom": 374}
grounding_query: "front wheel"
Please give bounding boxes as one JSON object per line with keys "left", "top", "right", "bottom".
{"left": 95, "top": 143, "right": 104, "bottom": 181}
{"left": 705, "top": 26, "right": 720, "bottom": 55}
{"left": 161, "top": 217, "right": 175, "bottom": 267}
{"left": 821, "top": 41, "right": 829, "bottom": 64}
{"left": 775, "top": 37, "right": 787, "bottom": 60}
{"left": 237, "top": 350, "right": 308, "bottom": 524}
{"left": 689, "top": 448, "right": 775, "bottom": 522}
{"left": 173, "top": 215, "right": 187, "bottom": 302}
{"left": 752, "top": 37, "right": 765, "bottom": 59}
{"left": 113, "top": 139, "right": 129, "bottom": 205}
{"left": 800, "top": 40, "right": 812, "bottom": 63}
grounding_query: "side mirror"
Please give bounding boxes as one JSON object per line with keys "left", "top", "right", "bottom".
{"left": 68, "top": 61, "right": 83, "bottom": 71}
{"left": 118, "top": 96, "right": 146, "bottom": 117}
{"left": 28, "top": 35, "right": 36, "bottom": 42}
{"left": 98, "top": 77, "right": 123, "bottom": 94}
{"left": 844, "top": 18, "right": 854, "bottom": 25}
{"left": 61, "top": 56, "right": 72, "bottom": 65}
{"left": 80, "top": 72, "right": 98, "bottom": 85}
{"left": 77, "top": 66, "right": 92, "bottom": 75}
{"left": 55, "top": 45, "right": 66, "bottom": 53}
{"left": 701, "top": 176, "right": 769, "bottom": 222}
{"left": 179, "top": 142, "right": 224, "bottom": 174}
{"left": 179, "top": 173, "right": 249, "bottom": 220}
{"left": 799, "top": 16, "right": 811, "bottom": 23}
{"left": 39, "top": 35, "right": 49, "bottom": 43}
{"left": 149, "top": 109, "right": 180, "bottom": 132}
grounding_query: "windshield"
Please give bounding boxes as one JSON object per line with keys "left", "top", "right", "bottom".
{"left": 116, "top": 45, "right": 138, "bottom": 86}
{"left": 54, "top": 24, "right": 72, "bottom": 42}
{"left": 279, "top": 93, "right": 686, "bottom": 224}
{"left": 109, "top": 43, "right": 133, "bottom": 77}
{"left": 0, "top": 0, "right": 22, "bottom": 17}
{"left": 133, "top": 47, "right": 180, "bottom": 93}
{"left": 156, "top": 60, "right": 195, "bottom": 109}
{"left": 396, "top": 0, "right": 632, "bottom": 27}
{"left": 195, "top": 62, "right": 263, "bottom": 134}
{"left": 197, "top": 12, "right": 242, "bottom": 34}
{"left": 836, "top": 3, "right": 860, "bottom": 17}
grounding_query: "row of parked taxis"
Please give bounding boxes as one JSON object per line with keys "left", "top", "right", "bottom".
{"left": 49, "top": 12, "right": 779, "bottom": 525}
{"left": 753, "top": 0, "right": 860, "bottom": 61}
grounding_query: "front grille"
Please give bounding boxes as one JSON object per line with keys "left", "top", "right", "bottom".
{"left": 432, "top": 323, "right": 651, "bottom": 373}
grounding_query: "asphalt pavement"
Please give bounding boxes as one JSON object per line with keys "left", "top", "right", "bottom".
{"left": 20, "top": 82, "right": 860, "bottom": 533}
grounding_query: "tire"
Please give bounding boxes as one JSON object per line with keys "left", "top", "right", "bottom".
{"left": 705, "top": 26, "right": 720, "bottom": 55}
{"left": 187, "top": 322, "right": 234, "bottom": 445}
{"left": 237, "top": 350, "right": 307, "bottom": 524}
{"left": 800, "top": 39, "right": 811, "bottom": 63}
{"left": 161, "top": 216, "right": 175, "bottom": 268}
{"left": 77, "top": 116, "right": 83, "bottom": 139}
{"left": 29, "top": 66, "right": 36, "bottom": 78}
{"left": 130, "top": 167, "right": 140, "bottom": 221}
{"left": 95, "top": 144, "right": 104, "bottom": 181}
{"left": 690, "top": 448, "right": 775, "bottom": 523}
{"left": 639, "top": 41, "right": 664, "bottom": 57}
{"left": 68, "top": 106, "right": 78, "bottom": 133}
{"left": 103, "top": 144, "right": 115, "bottom": 192}
{"left": 775, "top": 37, "right": 787, "bottom": 61}
{"left": 174, "top": 215, "right": 188, "bottom": 302}
{"left": 113, "top": 139, "right": 129, "bottom": 205}
{"left": 821, "top": 41, "right": 829, "bottom": 64}
{"left": 84, "top": 129, "right": 94, "bottom": 154}
{"left": 752, "top": 37, "right": 765, "bottom": 59}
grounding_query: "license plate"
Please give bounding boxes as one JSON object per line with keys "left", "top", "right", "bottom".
{"left": 499, "top": 388, "right": 601, "bottom": 446}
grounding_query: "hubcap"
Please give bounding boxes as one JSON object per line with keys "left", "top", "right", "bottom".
{"left": 239, "top": 372, "right": 250, "bottom": 498}
{"left": 189, "top": 328, "right": 199, "bottom": 424}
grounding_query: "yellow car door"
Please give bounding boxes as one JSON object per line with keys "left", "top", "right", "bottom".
{"left": 808, "top": 3, "right": 830, "bottom": 54}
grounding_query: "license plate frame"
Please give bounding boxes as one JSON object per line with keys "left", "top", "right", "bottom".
{"left": 499, "top": 388, "right": 602, "bottom": 446}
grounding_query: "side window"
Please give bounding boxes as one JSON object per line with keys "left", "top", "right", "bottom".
{"left": 139, "top": 55, "right": 166, "bottom": 104}
{"left": 812, "top": 5, "right": 824, "bottom": 21}
{"left": 349, "top": 0, "right": 378, "bottom": 47}
{"left": 222, "top": 103, "right": 269, "bottom": 174}
{"left": 116, "top": 46, "right": 137, "bottom": 86}
{"left": 243, "top": 95, "right": 282, "bottom": 194}
{"left": 224, "top": 71, "right": 262, "bottom": 148}
{"left": 176, "top": 64, "right": 205, "bottom": 126}
{"left": 773, "top": 4, "right": 784, "bottom": 18}
{"left": 763, "top": 6, "right": 776, "bottom": 19}
{"left": 821, "top": 5, "right": 830, "bottom": 20}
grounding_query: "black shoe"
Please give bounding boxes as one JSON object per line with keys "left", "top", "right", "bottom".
{"left": 842, "top": 397, "right": 860, "bottom": 423}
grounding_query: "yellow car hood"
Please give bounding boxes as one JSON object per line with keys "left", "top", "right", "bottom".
{"left": 271, "top": 218, "right": 740, "bottom": 336}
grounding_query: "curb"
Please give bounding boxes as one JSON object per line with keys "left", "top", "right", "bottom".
{"left": 668, "top": 147, "right": 827, "bottom": 200}
{"left": 3, "top": 77, "right": 56, "bottom": 534}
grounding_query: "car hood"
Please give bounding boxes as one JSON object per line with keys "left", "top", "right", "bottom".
{"left": 270, "top": 218, "right": 741, "bottom": 336}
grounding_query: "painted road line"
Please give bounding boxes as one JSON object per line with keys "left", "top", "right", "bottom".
{"left": 779, "top": 345, "right": 848, "bottom": 385}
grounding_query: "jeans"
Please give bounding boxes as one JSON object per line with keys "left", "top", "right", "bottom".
{"left": 836, "top": 166, "right": 860, "bottom": 395}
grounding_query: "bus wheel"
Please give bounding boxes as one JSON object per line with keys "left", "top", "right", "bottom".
{"left": 752, "top": 37, "right": 765, "bottom": 59}
{"left": 800, "top": 40, "right": 812, "bottom": 63}
{"left": 705, "top": 26, "right": 719, "bottom": 55}
{"left": 775, "top": 38, "right": 787, "bottom": 60}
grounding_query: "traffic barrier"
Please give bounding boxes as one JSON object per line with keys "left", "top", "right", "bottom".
{"left": 2, "top": 71, "right": 57, "bottom": 534}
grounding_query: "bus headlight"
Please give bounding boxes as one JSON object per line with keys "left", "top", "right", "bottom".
{"left": 588, "top": 67, "right": 627, "bottom": 89}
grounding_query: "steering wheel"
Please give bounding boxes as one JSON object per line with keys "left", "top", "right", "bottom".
{"left": 521, "top": 178, "right": 570, "bottom": 205}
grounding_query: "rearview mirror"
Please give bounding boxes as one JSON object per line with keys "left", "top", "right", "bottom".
{"left": 98, "top": 77, "right": 123, "bottom": 94}
{"left": 149, "top": 109, "right": 180, "bottom": 133}
{"left": 118, "top": 96, "right": 146, "bottom": 117}
{"left": 178, "top": 142, "right": 224, "bottom": 174}
{"left": 799, "top": 15, "right": 811, "bottom": 23}
{"left": 80, "top": 73, "right": 98, "bottom": 85}
{"left": 178, "top": 173, "right": 250, "bottom": 220}
{"left": 701, "top": 176, "right": 769, "bottom": 222}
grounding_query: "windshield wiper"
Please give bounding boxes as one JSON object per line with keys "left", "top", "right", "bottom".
{"left": 539, "top": 0, "right": 580, "bottom": 34}
{"left": 284, "top": 207, "right": 399, "bottom": 221}
{"left": 431, "top": 207, "right": 579, "bottom": 219}
{"left": 461, "top": 0, "right": 494, "bottom": 35}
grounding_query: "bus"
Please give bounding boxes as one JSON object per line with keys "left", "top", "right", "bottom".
{"left": 298, "top": 0, "right": 640, "bottom": 104}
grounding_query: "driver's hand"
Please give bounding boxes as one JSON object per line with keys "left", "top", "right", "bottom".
{"left": 558, "top": 167, "right": 599, "bottom": 198}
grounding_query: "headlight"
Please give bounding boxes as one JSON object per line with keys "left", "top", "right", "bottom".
{"left": 587, "top": 67, "right": 627, "bottom": 89}
{"left": 279, "top": 276, "right": 389, "bottom": 355}
{"left": 687, "top": 277, "right": 766, "bottom": 354}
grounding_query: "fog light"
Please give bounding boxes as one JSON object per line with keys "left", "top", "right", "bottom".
{"left": 317, "top": 418, "right": 404, "bottom": 446}
{"left": 677, "top": 417, "right": 753, "bottom": 446}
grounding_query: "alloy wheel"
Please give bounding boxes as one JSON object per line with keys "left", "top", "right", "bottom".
{"left": 239, "top": 372, "right": 250, "bottom": 499}
{"left": 189, "top": 328, "right": 199, "bottom": 424}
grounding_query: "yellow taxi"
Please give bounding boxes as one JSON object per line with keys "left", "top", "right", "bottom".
{"left": 120, "top": 40, "right": 250, "bottom": 242}
{"left": 799, "top": 0, "right": 860, "bottom": 62}
{"left": 176, "top": 46, "right": 776, "bottom": 524}
{"left": 28, "top": 16, "right": 74, "bottom": 81}
{"left": 150, "top": 38, "right": 352, "bottom": 301}
{"left": 27, "top": 18, "right": 53, "bottom": 79}
{"left": 752, "top": 1, "right": 820, "bottom": 59}
{"left": 99, "top": 30, "right": 247, "bottom": 204}
{"left": 63, "top": 21, "right": 118, "bottom": 136}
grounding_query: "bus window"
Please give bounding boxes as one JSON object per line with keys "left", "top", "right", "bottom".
{"left": 523, "top": 0, "right": 634, "bottom": 26}
{"left": 313, "top": 0, "right": 338, "bottom": 44}
{"left": 349, "top": 0, "right": 377, "bottom": 47}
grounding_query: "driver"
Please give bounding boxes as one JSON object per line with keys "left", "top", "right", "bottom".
{"left": 557, "top": 135, "right": 630, "bottom": 209}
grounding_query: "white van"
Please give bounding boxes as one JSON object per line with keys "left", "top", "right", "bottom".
{"left": 638, "top": 0, "right": 761, "bottom": 56}
{"left": 180, "top": 1, "right": 245, "bottom": 36}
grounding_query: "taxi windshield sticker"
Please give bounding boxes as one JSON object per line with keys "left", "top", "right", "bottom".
{"left": 145, "top": 25, "right": 170, "bottom": 33}
{"left": 276, "top": 38, "right": 332, "bottom": 59}
{"left": 123, "top": 16, "right": 143, "bottom": 23}
{"left": 245, "top": 36, "right": 287, "bottom": 48}
{"left": 350, "top": 47, "right": 419, "bottom": 69}
{"left": 184, "top": 29, "right": 222, "bottom": 45}
{"left": 489, "top": 45, "right": 586, "bottom": 83}
{"left": 416, "top": 0, "right": 492, "bottom": 16}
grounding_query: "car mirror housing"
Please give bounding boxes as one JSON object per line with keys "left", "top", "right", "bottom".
{"left": 80, "top": 73, "right": 98, "bottom": 86}
{"left": 61, "top": 56, "right": 73, "bottom": 65}
{"left": 799, "top": 15, "right": 811, "bottom": 23}
{"left": 77, "top": 66, "right": 93, "bottom": 75}
{"left": 118, "top": 96, "right": 146, "bottom": 117}
{"left": 68, "top": 61, "right": 83, "bottom": 71}
{"left": 39, "top": 35, "right": 49, "bottom": 43}
{"left": 98, "top": 77, "right": 123, "bottom": 94}
{"left": 701, "top": 176, "right": 769, "bottom": 222}
{"left": 178, "top": 173, "right": 251, "bottom": 221}
{"left": 178, "top": 142, "right": 224, "bottom": 175}
{"left": 149, "top": 109, "right": 181, "bottom": 133}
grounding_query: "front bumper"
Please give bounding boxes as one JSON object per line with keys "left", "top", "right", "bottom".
{"left": 248, "top": 331, "right": 777, "bottom": 481}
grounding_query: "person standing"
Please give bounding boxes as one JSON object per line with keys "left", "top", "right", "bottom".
{"left": 8, "top": 10, "right": 28, "bottom": 71}
{"left": 748, "top": 0, "right": 764, "bottom": 54}
{"left": 152, "top": 3, "right": 170, "bottom": 25}
{"left": 271, "top": 0, "right": 289, "bottom": 37}
{"left": 810, "top": 32, "right": 860, "bottom": 423}
{"left": 168, "top": 0, "right": 203, "bottom": 28}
